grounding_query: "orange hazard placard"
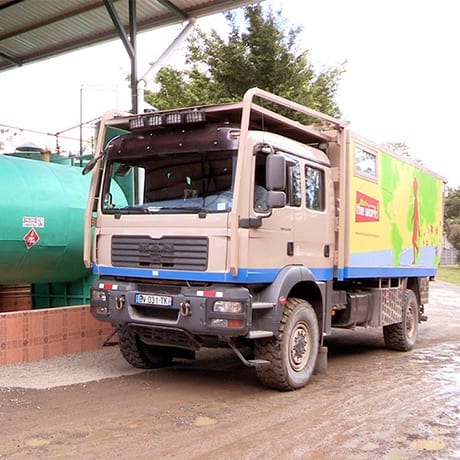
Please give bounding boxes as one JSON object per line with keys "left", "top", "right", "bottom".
{"left": 24, "top": 228, "right": 40, "bottom": 248}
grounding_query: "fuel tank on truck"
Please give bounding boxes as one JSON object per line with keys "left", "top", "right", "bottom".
{"left": 0, "top": 155, "right": 92, "bottom": 284}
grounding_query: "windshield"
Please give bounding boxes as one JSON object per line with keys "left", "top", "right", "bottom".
{"left": 102, "top": 150, "right": 236, "bottom": 214}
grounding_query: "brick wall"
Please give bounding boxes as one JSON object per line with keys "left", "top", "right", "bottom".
{"left": 0, "top": 306, "right": 114, "bottom": 365}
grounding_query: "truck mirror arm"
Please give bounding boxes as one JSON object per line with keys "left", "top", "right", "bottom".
{"left": 81, "top": 151, "right": 105, "bottom": 175}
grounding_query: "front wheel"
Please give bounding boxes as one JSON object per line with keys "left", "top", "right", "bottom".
{"left": 254, "top": 298, "right": 320, "bottom": 391}
{"left": 118, "top": 325, "right": 173, "bottom": 369}
{"left": 383, "top": 289, "right": 419, "bottom": 351}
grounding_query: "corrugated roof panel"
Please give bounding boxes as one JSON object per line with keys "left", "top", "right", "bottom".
{"left": 0, "top": 0, "right": 260, "bottom": 72}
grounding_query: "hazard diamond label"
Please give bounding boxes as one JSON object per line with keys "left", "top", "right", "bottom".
{"left": 24, "top": 228, "right": 40, "bottom": 249}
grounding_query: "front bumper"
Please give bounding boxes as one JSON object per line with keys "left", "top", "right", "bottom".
{"left": 90, "top": 278, "right": 252, "bottom": 338}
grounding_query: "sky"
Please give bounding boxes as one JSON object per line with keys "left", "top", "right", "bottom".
{"left": 0, "top": 0, "right": 459, "bottom": 187}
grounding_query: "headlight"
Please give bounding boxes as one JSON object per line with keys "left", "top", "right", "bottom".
{"left": 209, "top": 318, "right": 244, "bottom": 328}
{"left": 91, "top": 290, "right": 107, "bottom": 303}
{"left": 90, "top": 290, "right": 109, "bottom": 317}
{"left": 213, "top": 301, "right": 243, "bottom": 313}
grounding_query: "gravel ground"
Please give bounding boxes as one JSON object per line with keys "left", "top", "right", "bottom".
{"left": 0, "top": 346, "right": 146, "bottom": 390}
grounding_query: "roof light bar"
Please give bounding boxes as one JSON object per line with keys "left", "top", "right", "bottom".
{"left": 146, "top": 114, "right": 163, "bottom": 127}
{"left": 129, "top": 117, "right": 144, "bottom": 130}
{"left": 185, "top": 110, "right": 206, "bottom": 123}
{"left": 164, "top": 112, "right": 182, "bottom": 125}
{"left": 128, "top": 110, "right": 206, "bottom": 131}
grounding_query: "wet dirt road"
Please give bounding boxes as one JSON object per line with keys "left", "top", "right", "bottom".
{"left": 1, "top": 280, "right": 459, "bottom": 459}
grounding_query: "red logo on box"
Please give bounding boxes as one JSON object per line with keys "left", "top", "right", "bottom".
{"left": 356, "top": 191, "right": 379, "bottom": 222}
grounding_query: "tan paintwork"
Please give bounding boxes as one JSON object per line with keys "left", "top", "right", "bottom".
{"left": 85, "top": 88, "right": 443, "bottom": 280}
{"left": 229, "top": 88, "right": 344, "bottom": 276}
{"left": 85, "top": 89, "right": 345, "bottom": 278}
{"left": 243, "top": 131, "right": 334, "bottom": 272}
{"left": 91, "top": 130, "right": 335, "bottom": 276}
{"left": 83, "top": 109, "right": 132, "bottom": 268}
{"left": 94, "top": 213, "right": 231, "bottom": 273}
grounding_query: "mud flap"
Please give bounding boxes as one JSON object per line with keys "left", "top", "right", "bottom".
{"left": 313, "top": 346, "right": 328, "bottom": 375}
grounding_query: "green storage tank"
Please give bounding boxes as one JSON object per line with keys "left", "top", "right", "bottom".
{"left": 0, "top": 155, "right": 91, "bottom": 283}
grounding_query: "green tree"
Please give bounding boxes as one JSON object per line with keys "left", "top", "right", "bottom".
{"left": 145, "top": 5, "right": 344, "bottom": 117}
{"left": 445, "top": 187, "right": 460, "bottom": 251}
{"left": 445, "top": 187, "right": 460, "bottom": 222}
{"left": 448, "top": 223, "right": 460, "bottom": 251}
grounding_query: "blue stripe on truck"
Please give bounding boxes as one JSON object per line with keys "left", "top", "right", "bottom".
{"left": 93, "top": 263, "right": 334, "bottom": 283}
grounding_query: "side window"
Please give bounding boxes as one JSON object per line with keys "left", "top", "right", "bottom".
{"left": 354, "top": 145, "right": 377, "bottom": 179}
{"left": 287, "top": 161, "right": 301, "bottom": 207}
{"left": 305, "top": 165, "right": 324, "bottom": 211}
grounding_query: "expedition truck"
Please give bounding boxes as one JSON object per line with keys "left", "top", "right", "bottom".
{"left": 83, "top": 88, "right": 444, "bottom": 390}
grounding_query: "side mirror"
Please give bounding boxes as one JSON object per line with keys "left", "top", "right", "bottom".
{"left": 81, "top": 157, "right": 98, "bottom": 175}
{"left": 82, "top": 151, "right": 105, "bottom": 175}
{"left": 267, "top": 190, "right": 286, "bottom": 208}
{"left": 266, "top": 154, "right": 286, "bottom": 191}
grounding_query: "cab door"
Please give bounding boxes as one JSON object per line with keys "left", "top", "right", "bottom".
{"left": 245, "top": 151, "right": 295, "bottom": 278}
{"left": 292, "top": 161, "right": 335, "bottom": 281}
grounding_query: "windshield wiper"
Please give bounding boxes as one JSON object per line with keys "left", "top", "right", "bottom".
{"left": 107, "top": 205, "right": 209, "bottom": 217}
{"left": 106, "top": 206, "right": 150, "bottom": 214}
{"left": 147, "top": 206, "right": 208, "bottom": 217}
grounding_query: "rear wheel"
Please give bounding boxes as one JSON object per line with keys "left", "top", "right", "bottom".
{"left": 118, "top": 325, "right": 173, "bottom": 369}
{"left": 254, "top": 298, "right": 319, "bottom": 391}
{"left": 383, "top": 289, "right": 419, "bottom": 351}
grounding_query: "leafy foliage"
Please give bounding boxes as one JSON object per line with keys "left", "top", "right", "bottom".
{"left": 145, "top": 5, "right": 344, "bottom": 117}
{"left": 445, "top": 187, "right": 460, "bottom": 222}
{"left": 447, "top": 223, "right": 460, "bottom": 251}
{"left": 445, "top": 187, "right": 460, "bottom": 250}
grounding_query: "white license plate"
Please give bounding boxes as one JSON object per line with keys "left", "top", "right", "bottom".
{"left": 135, "top": 293, "right": 172, "bottom": 307}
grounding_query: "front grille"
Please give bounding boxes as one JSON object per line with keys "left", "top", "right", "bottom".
{"left": 112, "top": 235, "right": 208, "bottom": 270}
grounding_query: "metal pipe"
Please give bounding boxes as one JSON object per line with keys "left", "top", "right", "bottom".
{"left": 129, "top": 0, "right": 138, "bottom": 113}
{"left": 137, "top": 18, "right": 196, "bottom": 113}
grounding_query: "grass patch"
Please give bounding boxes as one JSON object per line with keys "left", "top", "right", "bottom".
{"left": 436, "top": 266, "right": 460, "bottom": 286}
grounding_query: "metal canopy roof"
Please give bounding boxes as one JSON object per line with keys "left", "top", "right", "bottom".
{"left": 0, "top": 0, "right": 258, "bottom": 73}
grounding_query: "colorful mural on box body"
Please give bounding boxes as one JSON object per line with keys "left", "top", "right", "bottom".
{"left": 346, "top": 140, "right": 444, "bottom": 278}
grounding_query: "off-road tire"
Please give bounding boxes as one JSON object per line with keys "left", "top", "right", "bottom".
{"left": 383, "top": 289, "right": 419, "bottom": 351}
{"left": 254, "top": 298, "right": 320, "bottom": 391}
{"left": 118, "top": 325, "right": 173, "bottom": 369}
